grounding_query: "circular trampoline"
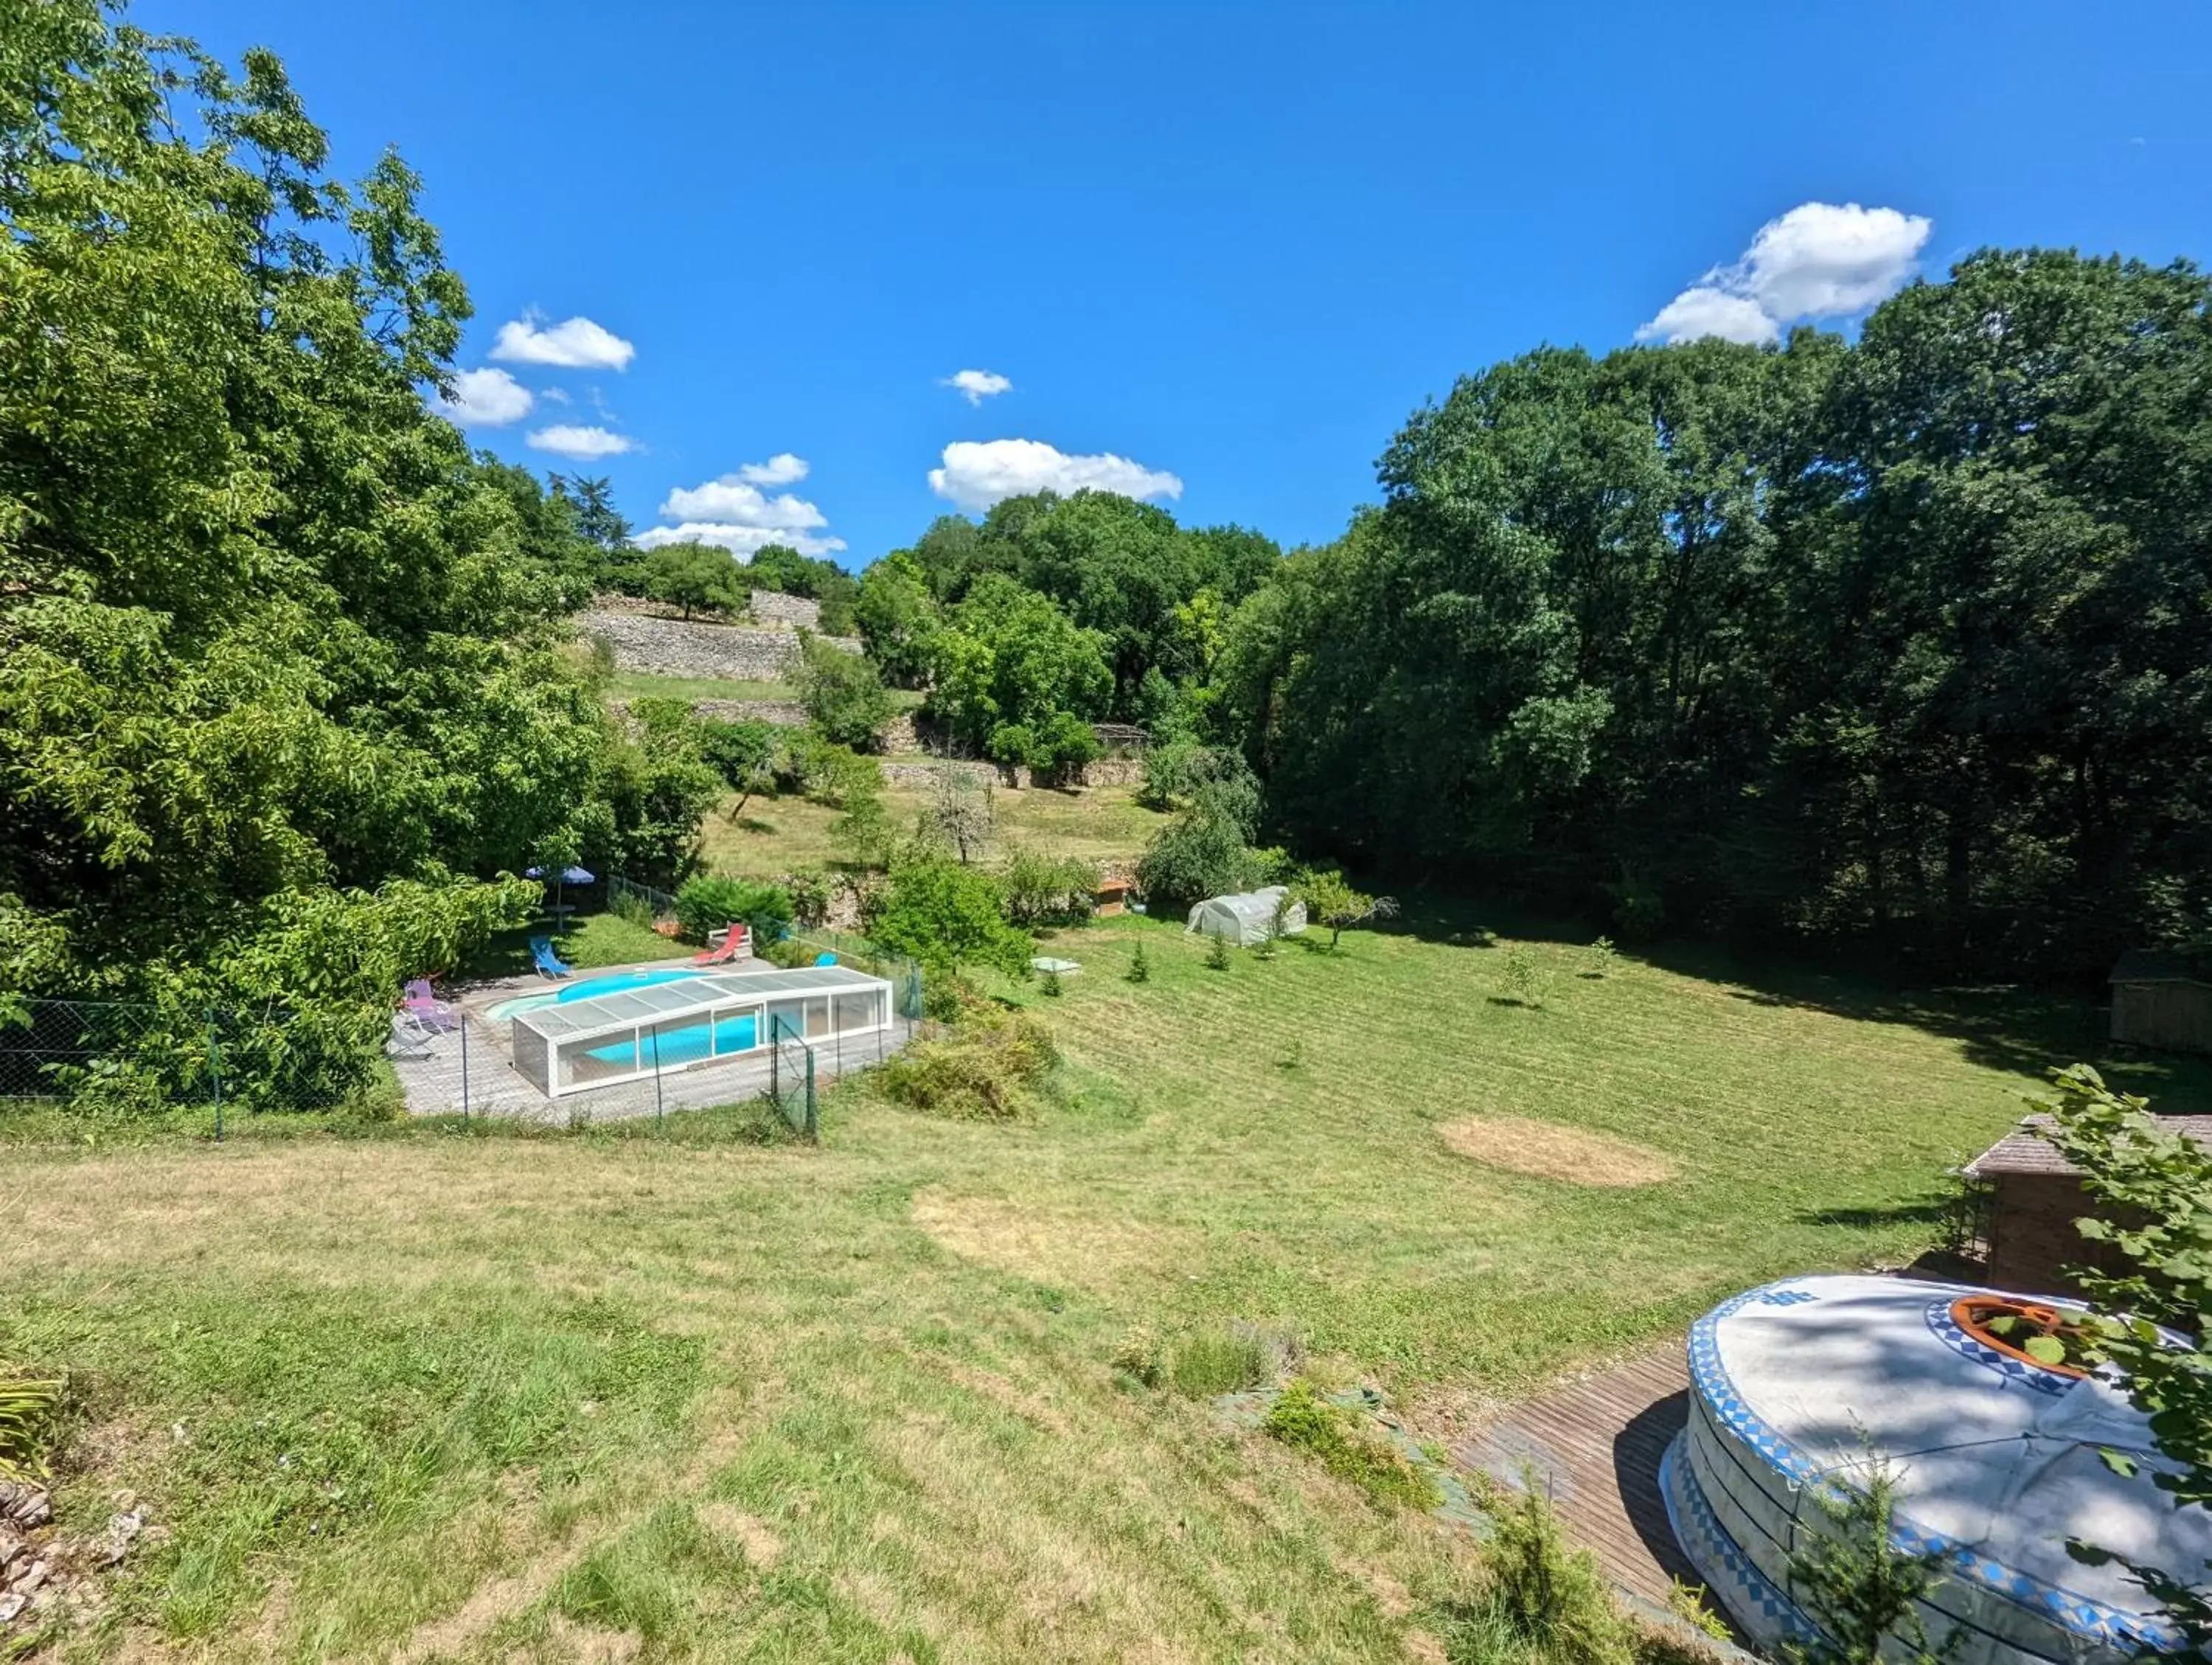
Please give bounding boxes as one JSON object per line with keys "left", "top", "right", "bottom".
{"left": 1663, "top": 1274, "right": 2208, "bottom": 1665}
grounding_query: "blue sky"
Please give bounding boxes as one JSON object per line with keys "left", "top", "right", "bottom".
{"left": 145, "top": 1, "right": 2212, "bottom": 567}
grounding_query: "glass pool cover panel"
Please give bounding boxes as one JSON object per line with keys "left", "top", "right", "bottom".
{"left": 512, "top": 966, "right": 893, "bottom": 1096}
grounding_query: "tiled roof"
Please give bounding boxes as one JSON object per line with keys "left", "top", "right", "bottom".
{"left": 1965, "top": 1113, "right": 2212, "bottom": 1178}
{"left": 2110, "top": 948, "right": 2212, "bottom": 985}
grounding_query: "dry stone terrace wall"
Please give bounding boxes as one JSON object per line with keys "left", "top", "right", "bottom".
{"left": 579, "top": 608, "right": 862, "bottom": 680}
{"left": 586, "top": 605, "right": 1150, "bottom": 786}
{"left": 746, "top": 590, "right": 821, "bottom": 629}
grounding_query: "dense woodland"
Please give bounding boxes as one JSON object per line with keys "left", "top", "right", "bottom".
{"left": 4, "top": 4, "right": 2208, "bottom": 1085}
{"left": 1231, "top": 255, "right": 2212, "bottom": 984}
{"left": 861, "top": 257, "right": 2211, "bottom": 987}
{"left": 0, "top": 10, "right": 716, "bottom": 1083}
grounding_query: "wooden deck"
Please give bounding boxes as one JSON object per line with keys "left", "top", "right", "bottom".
{"left": 1453, "top": 1345, "right": 1700, "bottom": 1608}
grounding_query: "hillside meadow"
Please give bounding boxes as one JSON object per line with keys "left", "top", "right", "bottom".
{"left": 9, "top": 911, "right": 2202, "bottom": 1661}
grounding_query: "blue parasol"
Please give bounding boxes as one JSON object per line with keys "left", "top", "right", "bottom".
{"left": 525, "top": 865, "right": 596, "bottom": 928}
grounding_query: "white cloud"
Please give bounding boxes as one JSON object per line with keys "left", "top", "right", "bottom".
{"left": 942, "top": 369, "right": 1013, "bottom": 405}
{"left": 1638, "top": 201, "right": 1932, "bottom": 345}
{"left": 633, "top": 522, "right": 846, "bottom": 559}
{"left": 435, "top": 366, "right": 534, "bottom": 426}
{"left": 658, "top": 476, "right": 827, "bottom": 529}
{"left": 1639, "top": 288, "right": 1779, "bottom": 347}
{"left": 641, "top": 466, "right": 843, "bottom": 560}
{"left": 738, "top": 452, "right": 809, "bottom": 487}
{"left": 526, "top": 423, "right": 637, "bottom": 460}
{"left": 491, "top": 313, "right": 636, "bottom": 371}
{"left": 928, "top": 439, "right": 1183, "bottom": 512}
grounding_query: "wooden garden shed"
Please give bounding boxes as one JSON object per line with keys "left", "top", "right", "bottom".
{"left": 2109, "top": 949, "right": 2212, "bottom": 1055}
{"left": 1964, "top": 1114, "right": 2212, "bottom": 1299}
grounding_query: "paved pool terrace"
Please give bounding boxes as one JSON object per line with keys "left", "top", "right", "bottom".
{"left": 389, "top": 956, "right": 918, "bottom": 1125}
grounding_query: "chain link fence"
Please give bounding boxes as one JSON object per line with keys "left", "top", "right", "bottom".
{"left": 608, "top": 871, "right": 927, "bottom": 1022}
{"left": 608, "top": 874, "right": 679, "bottom": 934}
{"left": 4, "top": 987, "right": 917, "bottom": 1139}
{"left": 392, "top": 1002, "right": 910, "bottom": 1133}
{"left": 2, "top": 883, "right": 927, "bottom": 1137}
{"left": 1, "top": 997, "right": 328, "bottom": 1136}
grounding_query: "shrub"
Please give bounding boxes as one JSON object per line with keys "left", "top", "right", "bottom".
{"left": 877, "top": 1009, "right": 1058, "bottom": 1122}
{"left": 1500, "top": 947, "right": 1551, "bottom": 1008}
{"left": 1169, "top": 1330, "right": 1267, "bottom": 1397}
{"left": 783, "top": 736, "right": 883, "bottom": 810}
{"left": 1002, "top": 846, "right": 1100, "bottom": 928}
{"left": 921, "top": 969, "right": 975, "bottom": 1023}
{"left": 1110, "top": 1325, "right": 1166, "bottom": 1388}
{"left": 1262, "top": 1380, "right": 1440, "bottom": 1512}
{"left": 866, "top": 858, "right": 1032, "bottom": 979}
{"left": 673, "top": 876, "right": 793, "bottom": 945}
{"left": 1784, "top": 1462, "right": 1955, "bottom": 1665}
{"left": 1206, "top": 933, "right": 1232, "bottom": 971}
{"left": 1026, "top": 709, "right": 1100, "bottom": 785}
{"left": 1461, "top": 1478, "right": 1637, "bottom": 1665}
{"left": 785, "top": 872, "right": 831, "bottom": 928}
{"left": 0, "top": 1369, "right": 63, "bottom": 1483}
{"left": 1601, "top": 867, "right": 1666, "bottom": 939}
{"left": 796, "top": 633, "right": 896, "bottom": 751}
{"left": 1127, "top": 940, "right": 1151, "bottom": 983}
{"left": 1136, "top": 806, "right": 1263, "bottom": 911}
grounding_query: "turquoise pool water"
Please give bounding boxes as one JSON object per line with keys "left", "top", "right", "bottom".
{"left": 487, "top": 966, "right": 704, "bottom": 1023}
{"left": 584, "top": 1011, "right": 758, "bottom": 1068}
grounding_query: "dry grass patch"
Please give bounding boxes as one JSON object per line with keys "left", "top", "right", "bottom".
{"left": 911, "top": 1188, "right": 1181, "bottom": 1290}
{"left": 1435, "top": 1116, "right": 1678, "bottom": 1187}
{"left": 695, "top": 1501, "right": 781, "bottom": 1568}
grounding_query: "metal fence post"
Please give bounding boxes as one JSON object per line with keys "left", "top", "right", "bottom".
{"left": 459, "top": 1015, "right": 470, "bottom": 1125}
{"left": 652, "top": 1026, "right": 664, "bottom": 1129}
{"left": 206, "top": 1007, "right": 223, "bottom": 1142}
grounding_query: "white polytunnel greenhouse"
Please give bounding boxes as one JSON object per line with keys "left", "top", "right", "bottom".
{"left": 1186, "top": 886, "right": 1307, "bottom": 947}
{"left": 509, "top": 965, "right": 894, "bottom": 1098}
{"left": 1663, "top": 1273, "right": 2211, "bottom": 1665}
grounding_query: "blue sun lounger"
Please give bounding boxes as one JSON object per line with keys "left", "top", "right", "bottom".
{"left": 530, "top": 936, "right": 572, "bottom": 980}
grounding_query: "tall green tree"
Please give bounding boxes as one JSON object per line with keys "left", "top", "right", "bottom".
{"left": 643, "top": 540, "right": 745, "bottom": 619}
{"left": 1221, "top": 253, "right": 2212, "bottom": 983}
{"left": 921, "top": 574, "right": 1112, "bottom": 763}
{"left": 0, "top": 7, "right": 710, "bottom": 1092}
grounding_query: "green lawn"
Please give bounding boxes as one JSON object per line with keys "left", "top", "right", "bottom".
{"left": 700, "top": 782, "right": 1172, "bottom": 879}
{"left": 7, "top": 912, "right": 2204, "bottom": 1660}
{"left": 460, "top": 910, "right": 676, "bottom": 980}
{"left": 604, "top": 672, "right": 927, "bottom": 712}
{"left": 606, "top": 671, "right": 801, "bottom": 704}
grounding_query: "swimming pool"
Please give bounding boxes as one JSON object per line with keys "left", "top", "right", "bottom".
{"left": 487, "top": 967, "right": 704, "bottom": 1023}
{"left": 583, "top": 1010, "right": 757, "bottom": 1068}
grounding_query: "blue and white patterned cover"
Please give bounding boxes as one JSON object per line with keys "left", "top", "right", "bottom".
{"left": 1672, "top": 1275, "right": 2200, "bottom": 1665}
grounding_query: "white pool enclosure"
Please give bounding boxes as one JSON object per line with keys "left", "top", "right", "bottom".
{"left": 509, "top": 965, "right": 895, "bottom": 1098}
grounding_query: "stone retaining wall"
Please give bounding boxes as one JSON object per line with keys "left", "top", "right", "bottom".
{"left": 877, "top": 755, "right": 1147, "bottom": 790}
{"left": 694, "top": 699, "right": 810, "bottom": 726}
{"left": 747, "top": 590, "right": 821, "bottom": 629}
{"left": 579, "top": 608, "right": 860, "bottom": 679}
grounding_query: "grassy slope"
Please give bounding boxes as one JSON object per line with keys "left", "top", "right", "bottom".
{"left": 699, "top": 783, "right": 1172, "bottom": 879}
{"left": 8, "top": 910, "right": 2208, "bottom": 1658}
{"left": 605, "top": 672, "right": 925, "bottom": 710}
{"left": 605, "top": 672, "right": 799, "bottom": 704}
